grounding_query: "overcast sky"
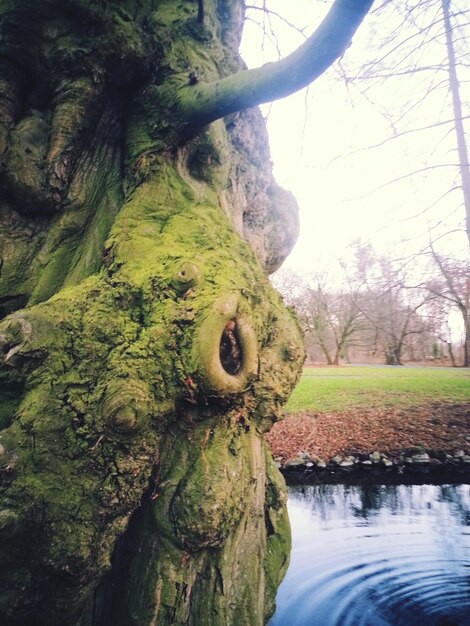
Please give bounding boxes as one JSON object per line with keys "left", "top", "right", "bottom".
{"left": 240, "top": 0, "right": 469, "bottom": 275}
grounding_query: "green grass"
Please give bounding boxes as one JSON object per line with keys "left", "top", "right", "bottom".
{"left": 286, "top": 365, "right": 470, "bottom": 413}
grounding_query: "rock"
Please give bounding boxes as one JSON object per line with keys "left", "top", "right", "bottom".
{"left": 297, "top": 450, "right": 311, "bottom": 461}
{"left": 453, "top": 450, "right": 465, "bottom": 459}
{"left": 382, "top": 459, "right": 394, "bottom": 467}
{"left": 369, "top": 451, "right": 381, "bottom": 463}
{"left": 460, "top": 455, "right": 470, "bottom": 464}
{"left": 406, "top": 452, "right": 430, "bottom": 464}
{"left": 331, "top": 455, "right": 343, "bottom": 465}
{"left": 361, "top": 460, "right": 372, "bottom": 466}
{"left": 285, "top": 456, "right": 305, "bottom": 467}
{"left": 316, "top": 461, "right": 327, "bottom": 469}
{"left": 339, "top": 460, "right": 354, "bottom": 468}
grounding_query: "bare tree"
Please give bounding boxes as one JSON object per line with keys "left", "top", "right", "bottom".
{"left": 424, "top": 294, "right": 459, "bottom": 364}
{"left": 273, "top": 244, "right": 437, "bottom": 367}
{"left": 427, "top": 243, "right": 470, "bottom": 365}
{"left": 338, "top": 0, "right": 470, "bottom": 246}
{"left": 273, "top": 264, "right": 367, "bottom": 365}
{"left": 302, "top": 274, "right": 365, "bottom": 365}
{"left": 349, "top": 242, "right": 431, "bottom": 365}
{"left": 442, "top": 0, "right": 470, "bottom": 245}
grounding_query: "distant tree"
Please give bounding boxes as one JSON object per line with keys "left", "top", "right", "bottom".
{"left": 349, "top": 242, "right": 431, "bottom": 365}
{"left": 273, "top": 264, "right": 366, "bottom": 366}
{"left": 302, "top": 273, "right": 364, "bottom": 365}
{"left": 426, "top": 244, "right": 470, "bottom": 365}
{"left": 424, "top": 295, "right": 458, "bottom": 365}
{"left": 273, "top": 243, "right": 439, "bottom": 367}
{"left": 441, "top": 0, "right": 470, "bottom": 246}
{"left": 339, "top": 0, "right": 470, "bottom": 245}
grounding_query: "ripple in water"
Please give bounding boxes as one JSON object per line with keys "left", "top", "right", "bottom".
{"left": 269, "top": 484, "right": 470, "bottom": 626}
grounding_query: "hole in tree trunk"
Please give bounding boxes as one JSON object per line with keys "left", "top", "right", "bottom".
{"left": 220, "top": 319, "right": 242, "bottom": 375}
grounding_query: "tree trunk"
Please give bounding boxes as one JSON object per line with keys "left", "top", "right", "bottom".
{"left": 0, "top": 2, "right": 303, "bottom": 624}
{"left": 0, "top": 1, "right": 372, "bottom": 623}
{"left": 445, "top": 341, "right": 457, "bottom": 367}
{"left": 463, "top": 312, "right": 470, "bottom": 367}
{"left": 384, "top": 346, "right": 402, "bottom": 366}
{"left": 442, "top": 0, "right": 470, "bottom": 247}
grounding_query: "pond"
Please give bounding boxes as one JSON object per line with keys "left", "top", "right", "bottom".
{"left": 269, "top": 483, "right": 470, "bottom": 626}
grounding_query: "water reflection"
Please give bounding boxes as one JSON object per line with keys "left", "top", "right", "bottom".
{"left": 269, "top": 484, "right": 470, "bottom": 626}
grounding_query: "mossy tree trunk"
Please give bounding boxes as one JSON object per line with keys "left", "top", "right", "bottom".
{"left": 0, "top": 1, "right": 372, "bottom": 624}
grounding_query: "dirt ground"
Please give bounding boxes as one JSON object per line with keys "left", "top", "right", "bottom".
{"left": 266, "top": 401, "right": 470, "bottom": 463}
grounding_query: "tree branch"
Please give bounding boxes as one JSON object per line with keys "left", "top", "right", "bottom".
{"left": 180, "top": 0, "right": 374, "bottom": 128}
{"left": 245, "top": 5, "right": 309, "bottom": 38}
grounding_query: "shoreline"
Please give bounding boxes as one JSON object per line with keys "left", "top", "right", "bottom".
{"left": 279, "top": 448, "right": 470, "bottom": 484}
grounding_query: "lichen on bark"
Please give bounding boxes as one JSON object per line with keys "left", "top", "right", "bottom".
{"left": 0, "top": 0, "right": 374, "bottom": 623}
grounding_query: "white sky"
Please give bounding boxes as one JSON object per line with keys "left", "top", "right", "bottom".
{"left": 240, "top": 0, "right": 469, "bottom": 275}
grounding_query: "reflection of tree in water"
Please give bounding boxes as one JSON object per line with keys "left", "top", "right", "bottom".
{"left": 291, "top": 484, "right": 394, "bottom": 523}
{"left": 351, "top": 484, "right": 393, "bottom": 520}
{"left": 291, "top": 484, "right": 470, "bottom": 526}
{"left": 438, "top": 485, "right": 470, "bottom": 527}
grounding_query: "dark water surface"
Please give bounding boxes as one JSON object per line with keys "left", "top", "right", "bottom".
{"left": 269, "top": 484, "right": 470, "bottom": 626}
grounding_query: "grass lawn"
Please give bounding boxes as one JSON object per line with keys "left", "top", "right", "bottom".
{"left": 286, "top": 365, "right": 470, "bottom": 413}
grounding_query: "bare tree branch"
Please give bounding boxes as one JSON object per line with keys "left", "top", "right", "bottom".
{"left": 245, "top": 5, "right": 309, "bottom": 38}
{"left": 357, "top": 164, "right": 466, "bottom": 199}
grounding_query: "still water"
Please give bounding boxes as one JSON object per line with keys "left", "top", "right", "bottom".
{"left": 269, "top": 484, "right": 470, "bottom": 626}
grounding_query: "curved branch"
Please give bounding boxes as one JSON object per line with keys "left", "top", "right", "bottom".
{"left": 180, "top": 0, "right": 374, "bottom": 127}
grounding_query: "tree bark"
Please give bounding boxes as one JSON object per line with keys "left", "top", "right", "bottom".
{"left": 0, "top": 1, "right": 372, "bottom": 623}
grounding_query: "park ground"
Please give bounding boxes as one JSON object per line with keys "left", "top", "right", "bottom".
{"left": 266, "top": 365, "right": 470, "bottom": 463}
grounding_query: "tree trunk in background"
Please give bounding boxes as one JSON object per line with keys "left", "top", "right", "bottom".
{"left": 442, "top": 0, "right": 470, "bottom": 247}
{"left": 0, "top": 1, "right": 373, "bottom": 624}
{"left": 463, "top": 311, "right": 470, "bottom": 367}
{"left": 446, "top": 341, "right": 457, "bottom": 367}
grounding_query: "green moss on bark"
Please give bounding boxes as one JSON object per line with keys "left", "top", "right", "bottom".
{"left": 0, "top": 2, "right": 305, "bottom": 624}
{"left": 0, "top": 158, "right": 304, "bottom": 624}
